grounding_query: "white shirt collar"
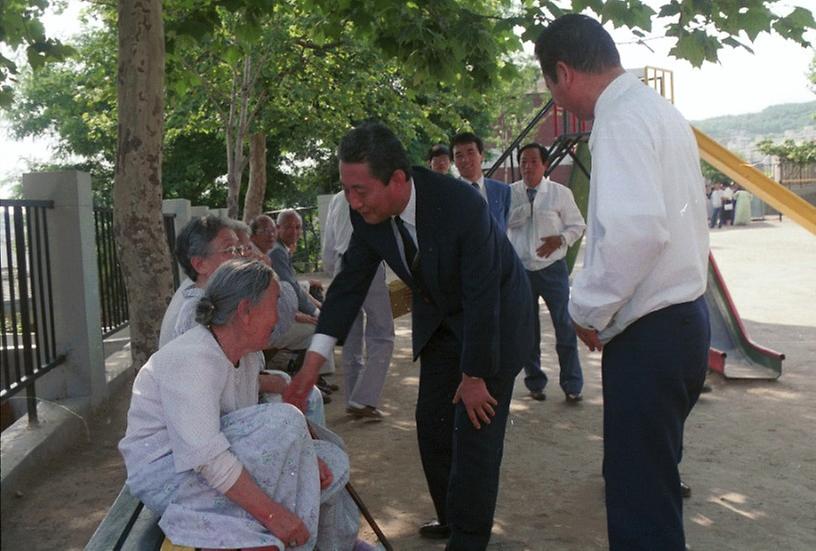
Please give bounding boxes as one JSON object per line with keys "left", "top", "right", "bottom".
{"left": 397, "top": 178, "right": 417, "bottom": 227}
{"left": 594, "top": 71, "right": 639, "bottom": 120}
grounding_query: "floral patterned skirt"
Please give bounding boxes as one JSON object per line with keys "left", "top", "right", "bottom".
{"left": 126, "top": 403, "right": 358, "bottom": 550}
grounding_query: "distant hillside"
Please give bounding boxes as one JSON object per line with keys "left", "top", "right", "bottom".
{"left": 693, "top": 101, "right": 816, "bottom": 162}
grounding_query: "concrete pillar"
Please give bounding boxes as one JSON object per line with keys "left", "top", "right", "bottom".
{"left": 162, "top": 198, "right": 191, "bottom": 236}
{"left": 189, "top": 206, "right": 210, "bottom": 218}
{"left": 22, "top": 171, "right": 106, "bottom": 407}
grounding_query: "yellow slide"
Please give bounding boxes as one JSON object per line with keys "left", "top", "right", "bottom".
{"left": 693, "top": 127, "right": 816, "bottom": 235}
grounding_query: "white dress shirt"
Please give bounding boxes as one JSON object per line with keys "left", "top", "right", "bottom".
{"left": 309, "top": 180, "right": 417, "bottom": 360}
{"left": 506, "top": 178, "right": 586, "bottom": 271}
{"left": 569, "top": 71, "right": 709, "bottom": 341}
{"left": 463, "top": 174, "right": 488, "bottom": 202}
{"left": 710, "top": 188, "right": 723, "bottom": 208}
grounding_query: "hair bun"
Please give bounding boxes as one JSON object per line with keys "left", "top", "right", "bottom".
{"left": 195, "top": 296, "right": 217, "bottom": 325}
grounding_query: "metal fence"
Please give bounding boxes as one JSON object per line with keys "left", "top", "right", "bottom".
{"left": 93, "top": 207, "right": 130, "bottom": 338}
{"left": 1, "top": 199, "right": 65, "bottom": 423}
{"left": 93, "top": 210, "right": 181, "bottom": 336}
{"left": 267, "top": 206, "right": 321, "bottom": 273}
{"left": 163, "top": 213, "right": 180, "bottom": 290}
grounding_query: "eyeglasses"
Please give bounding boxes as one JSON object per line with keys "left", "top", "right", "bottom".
{"left": 211, "top": 245, "right": 248, "bottom": 257}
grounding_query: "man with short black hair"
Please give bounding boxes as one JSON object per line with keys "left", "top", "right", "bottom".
{"left": 286, "top": 122, "right": 534, "bottom": 551}
{"left": 535, "top": 14, "right": 710, "bottom": 550}
{"left": 427, "top": 143, "right": 452, "bottom": 174}
{"left": 451, "top": 131, "right": 511, "bottom": 231}
{"left": 507, "top": 142, "right": 586, "bottom": 403}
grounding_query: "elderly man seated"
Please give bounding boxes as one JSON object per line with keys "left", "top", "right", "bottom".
{"left": 269, "top": 210, "right": 338, "bottom": 391}
{"left": 159, "top": 215, "right": 325, "bottom": 425}
{"left": 252, "top": 213, "right": 338, "bottom": 399}
{"left": 120, "top": 259, "right": 374, "bottom": 551}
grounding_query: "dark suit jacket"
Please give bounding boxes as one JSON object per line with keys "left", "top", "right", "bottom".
{"left": 317, "top": 167, "right": 533, "bottom": 379}
{"left": 484, "top": 177, "right": 511, "bottom": 233}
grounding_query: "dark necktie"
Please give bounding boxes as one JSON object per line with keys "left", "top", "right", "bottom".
{"left": 526, "top": 187, "right": 537, "bottom": 203}
{"left": 471, "top": 181, "right": 480, "bottom": 190}
{"left": 393, "top": 216, "right": 417, "bottom": 271}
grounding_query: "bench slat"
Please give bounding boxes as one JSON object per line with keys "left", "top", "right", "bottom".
{"left": 120, "top": 506, "right": 164, "bottom": 551}
{"left": 85, "top": 486, "right": 144, "bottom": 551}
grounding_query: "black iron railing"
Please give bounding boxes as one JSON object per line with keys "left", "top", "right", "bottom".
{"left": 486, "top": 99, "right": 555, "bottom": 180}
{"left": 163, "top": 213, "right": 180, "bottom": 290}
{"left": 1, "top": 199, "right": 66, "bottom": 424}
{"left": 94, "top": 207, "right": 129, "bottom": 338}
{"left": 267, "top": 206, "right": 321, "bottom": 273}
{"left": 486, "top": 100, "right": 590, "bottom": 183}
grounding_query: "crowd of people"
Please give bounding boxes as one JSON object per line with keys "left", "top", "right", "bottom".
{"left": 708, "top": 181, "right": 754, "bottom": 228}
{"left": 119, "top": 13, "right": 714, "bottom": 551}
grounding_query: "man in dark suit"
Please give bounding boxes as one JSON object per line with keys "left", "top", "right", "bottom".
{"left": 451, "top": 131, "right": 511, "bottom": 231}
{"left": 285, "top": 122, "right": 534, "bottom": 551}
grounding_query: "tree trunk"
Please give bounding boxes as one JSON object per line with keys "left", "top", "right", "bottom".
{"left": 113, "top": 0, "right": 173, "bottom": 369}
{"left": 243, "top": 132, "right": 267, "bottom": 222}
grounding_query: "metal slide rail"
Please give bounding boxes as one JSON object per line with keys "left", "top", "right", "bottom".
{"left": 694, "top": 127, "right": 816, "bottom": 235}
{"left": 486, "top": 99, "right": 555, "bottom": 179}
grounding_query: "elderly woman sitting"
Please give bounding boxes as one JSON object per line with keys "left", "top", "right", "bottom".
{"left": 159, "top": 215, "right": 325, "bottom": 425}
{"left": 119, "top": 259, "right": 363, "bottom": 550}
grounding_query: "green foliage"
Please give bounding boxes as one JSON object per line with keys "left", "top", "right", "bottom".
{"left": 0, "top": 0, "right": 75, "bottom": 107}
{"left": 701, "top": 161, "right": 729, "bottom": 184}
{"left": 7, "top": 0, "right": 816, "bottom": 210}
{"left": 658, "top": 0, "right": 815, "bottom": 67}
{"left": 756, "top": 138, "right": 816, "bottom": 164}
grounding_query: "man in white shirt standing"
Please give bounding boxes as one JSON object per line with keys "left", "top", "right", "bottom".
{"left": 322, "top": 191, "right": 395, "bottom": 420}
{"left": 507, "top": 143, "right": 586, "bottom": 402}
{"left": 709, "top": 182, "right": 723, "bottom": 228}
{"left": 536, "top": 15, "right": 710, "bottom": 551}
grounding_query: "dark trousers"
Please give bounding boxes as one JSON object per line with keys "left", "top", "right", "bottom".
{"left": 522, "top": 259, "right": 583, "bottom": 395}
{"left": 709, "top": 207, "right": 722, "bottom": 228}
{"left": 416, "top": 325, "right": 516, "bottom": 551}
{"left": 602, "top": 297, "right": 709, "bottom": 550}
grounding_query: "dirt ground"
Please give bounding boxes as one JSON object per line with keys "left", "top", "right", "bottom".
{"left": 2, "top": 218, "right": 814, "bottom": 551}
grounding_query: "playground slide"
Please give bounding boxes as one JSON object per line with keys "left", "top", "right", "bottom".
{"left": 704, "top": 253, "right": 783, "bottom": 379}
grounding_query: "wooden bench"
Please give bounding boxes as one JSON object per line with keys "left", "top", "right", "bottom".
{"left": 85, "top": 486, "right": 165, "bottom": 551}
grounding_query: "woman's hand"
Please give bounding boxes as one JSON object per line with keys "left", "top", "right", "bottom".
{"left": 317, "top": 457, "right": 333, "bottom": 490}
{"left": 263, "top": 502, "right": 310, "bottom": 549}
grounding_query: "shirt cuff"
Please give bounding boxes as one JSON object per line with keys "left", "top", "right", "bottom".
{"left": 308, "top": 333, "right": 337, "bottom": 360}
{"left": 197, "top": 449, "right": 243, "bottom": 494}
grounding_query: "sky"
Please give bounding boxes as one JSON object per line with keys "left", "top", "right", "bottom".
{"left": 1, "top": 0, "right": 815, "bottom": 195}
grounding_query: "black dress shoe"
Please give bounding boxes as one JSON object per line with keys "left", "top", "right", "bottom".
{"left": 529, "top": 390, "right": 546, "bottom": 401}
{"left": 318, "top": 375, "right": 340, "bottom": 391}
{"left": 681, "top": 480, "right": 691, "bottom": 498}
{"left": 419, "top": 520, "right": 450, "bottom": 539}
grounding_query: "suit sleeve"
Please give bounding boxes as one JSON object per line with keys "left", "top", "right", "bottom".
{"left": 315, "top": 223, "right": 382, "bottom": 342}
{"left": 457, "top": 195, "right": 502, "bottom": 378}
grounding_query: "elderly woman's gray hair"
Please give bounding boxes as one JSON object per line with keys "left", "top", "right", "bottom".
{"left": 175, "top": 215, "right": 232, "bottom": 281}
{"left": 195, "top": 259, "right": 278, "bottom": 326}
